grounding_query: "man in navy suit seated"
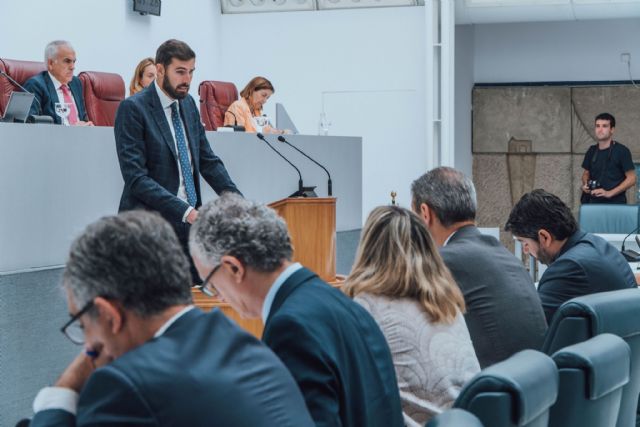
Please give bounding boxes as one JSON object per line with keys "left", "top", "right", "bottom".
{"left": 25, "top": 210, "right": 314, "bottom": 427}
{"left": 23, "top": 40, "right": 93, "bottom": 126}
{"left": 190, "top": 194, "right": 404, "bottom": 427}
{"left": 506, "top": 189, "right": 637, "bottom": 323}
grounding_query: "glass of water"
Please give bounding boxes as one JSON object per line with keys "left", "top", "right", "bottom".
{"left": 54, "top": 102, "right": 71, "bottom": 126}
{"left": 253, "top": 115, "right": 269, "bottom": 133}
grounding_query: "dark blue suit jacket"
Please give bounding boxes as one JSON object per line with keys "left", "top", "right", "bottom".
{"left": 30, "top": 308, "right": 314, "bottom": 427}
{"left": 23, "top": 71, "right": 88, "bottom": 124}
{"left": 262, "top": 267, "right": 404, "bottom": 427}
{"left": 539, "top": 230, "right": 637, "bottom": 323}
{"left": 114, "top": 84, "right": 239, "bottom": 225}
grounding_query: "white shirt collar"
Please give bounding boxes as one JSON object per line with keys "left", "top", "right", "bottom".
{"left": 153, "top": 305, "right": 195, "bottom": 338}
{"left": 48, "top": 72, "right": 64, "bottom": 90}
{"left": 443, "top": 229, "right": 458, "bottom": 247}
{"left": 153, "top": 80, "right": 176, "bottom": 111}
{"left": 261, "top": 263, "right": 302, "bottom": 323}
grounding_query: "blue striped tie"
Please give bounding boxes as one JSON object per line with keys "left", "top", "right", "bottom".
{"left": 170, "top": 102, "right": 197, "bottom": 207}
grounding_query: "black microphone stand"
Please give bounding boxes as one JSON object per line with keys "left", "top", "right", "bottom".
{"left": 257, "top": 133, "right": 316, "bottom": 197}
{"left": 278, "top": 135, "right": 332, "bottom": 196}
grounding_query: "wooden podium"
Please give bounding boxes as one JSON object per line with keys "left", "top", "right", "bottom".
{"left": 192, "top": 197, "right": 337, "bottom": 337}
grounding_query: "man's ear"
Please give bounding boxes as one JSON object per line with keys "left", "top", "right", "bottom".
{"left": 537, "top": 229, "right": 554, "bottom": 248}
{"left": 220, "top": 255, "right": 244, "bottom": 283}
{"left": 418, "top": 203, "right": 432, "bottom": 226}
{"left": 155, "top": 63, "right": 164, "bottom": 80}
{"left": 93, "top": 297, "right": 124, "bottom": 335}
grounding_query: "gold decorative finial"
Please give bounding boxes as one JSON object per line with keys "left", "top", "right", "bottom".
{"left": 391, "top": 191, "right": 397, "bottom": 206}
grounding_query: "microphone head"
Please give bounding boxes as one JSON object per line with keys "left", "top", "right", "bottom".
{"left": 277, "top": 135, "right": 286, "bottom": 142}
{"left": 257, "top": 132, "right": 265, "bottom": 139}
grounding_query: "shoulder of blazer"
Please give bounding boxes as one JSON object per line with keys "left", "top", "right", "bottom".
{"left": 266, "top": 268, "right": 319, "bottom": 325}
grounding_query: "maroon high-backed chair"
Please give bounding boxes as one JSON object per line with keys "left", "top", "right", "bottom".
{"left": 198, "top": 80, "right": 239, "bottom": 131}
{"left": 0, "top": 58, "right": 46, "bottom": 117}
{"left": 78, "top": 71, "right": 125, "bottom": 127}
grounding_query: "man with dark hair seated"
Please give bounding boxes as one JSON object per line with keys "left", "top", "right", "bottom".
{"left": 505, "top": 189, "right": 636, "bottom": 323}
{"left": 25, "top": 210, "right": 313, "bottom": 427}
{"left": 190, "top": 194, "right": 404, "bottom": 427}
{"left": 411, "top": 167, "right": 547, "bottom": 368}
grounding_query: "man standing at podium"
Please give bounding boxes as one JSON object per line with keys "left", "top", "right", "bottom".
{"left": 115, "top": 39, "right": 240, "bottom": 283}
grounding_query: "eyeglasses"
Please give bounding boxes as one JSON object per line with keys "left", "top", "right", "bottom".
{"left": 60, "top": 299, "right": 95, "bottom": 345}
{"left": 197, "top": 264, "right": 221, "bottom": 298}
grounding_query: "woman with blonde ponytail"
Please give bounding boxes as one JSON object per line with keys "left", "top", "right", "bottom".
{"left": 343, "top": 206, "right": 480, "bottom": 426}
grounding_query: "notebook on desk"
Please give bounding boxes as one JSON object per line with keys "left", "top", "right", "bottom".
{"left": 1, "top": 91, "right": 34, "bottom": 123}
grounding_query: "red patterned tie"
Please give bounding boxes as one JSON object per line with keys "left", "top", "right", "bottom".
{"left": 60, "top": 85, "right": 79, "bottom": 125}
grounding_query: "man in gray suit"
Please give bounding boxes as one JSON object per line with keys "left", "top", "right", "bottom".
{"left": 26, "top": 211, "right": 313, "bottom": 427}
{"left": 411, "top": 167, "right": 547, "bottom": 368}
{"left": 506, "top": 189, "right": 636, "bottom": 323}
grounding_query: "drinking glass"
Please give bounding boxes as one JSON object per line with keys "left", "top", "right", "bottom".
{"left": 54, "top": 103, "right": 71, "bottom": 126}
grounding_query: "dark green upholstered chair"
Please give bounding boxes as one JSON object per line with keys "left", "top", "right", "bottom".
{"left": 578, "top": 204, "right": 640, "bottom": 234}
{"left": 549, "top": 334, "right": 630, "bottom": 427}
{"left": 454, "top": 350, "right": 558, "bottom": 427}
{"left": 542, "top": 289, "right": 640, "bottom": 427}
{"left": 426, "top": 409, "right": 483, "bottom": 427}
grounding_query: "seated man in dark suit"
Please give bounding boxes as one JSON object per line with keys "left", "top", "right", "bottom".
{"left": 25, "top": 211, "right": 313, "bottom": 427}
{"left": 190, "top": 194, "right": 404, "bottom": 427}
{"left": 506, "top": 189, "right": 637, "bottom": 323}
{"left": 23, "top": 40, "right": 92, "bottom": 126}
{"left": 411, "top": 167, "right": 547, "bottom": 368}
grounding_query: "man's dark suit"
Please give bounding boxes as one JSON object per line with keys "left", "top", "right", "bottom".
{"left": 538, "top": 230, "right": 636, "bottom": 323}
{"left": 114, "top": 83, "right": 239, "bottom": 279}
{"left": 262, "top": 267, "right": 404, "bottom": 427}
{"left": 440, "top": 225, "right": 547, "bottom": 368}
{"left": 23, "top": 71, "right": 88, "bottom": 124}
{"left": 30, "top": 308, "right": 314, "bottom": 427}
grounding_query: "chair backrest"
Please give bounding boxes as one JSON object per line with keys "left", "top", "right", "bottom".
{"left": 78, "top": 71, "right": 125, "bottom": 127}
{"left": 550, "top": 334, "right": 630, "bottom": 427}
{"left": 198, "top": 80, "right": 239, "bottom": 131}
{"left": 426, "top": 408, "right": 484, "bottom": 427}
{"left": 0, "top": 58, "right": 46, "bottom": 117}
{"left": 454, "top": 350, "right": 558, "bottom": 427}
{"left": 542, "top": 289, "right": 640, "bottom": 427}
{"left": 579, "top": 204, "right": 640, "bottom": 234}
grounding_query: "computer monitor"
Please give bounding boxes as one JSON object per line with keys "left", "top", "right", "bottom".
{"left": 276, "top": 103, "right": 299, "bottom": 134}
{"left": 1, "top": 92, "right": 34, "bottom": 123}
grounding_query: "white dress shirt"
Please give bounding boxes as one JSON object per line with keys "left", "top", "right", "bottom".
{"left": 153, "top": 81, "right": 195, "bottom": 222}
{"left": 48, "top": 72, "right": 79, "bottom": 113}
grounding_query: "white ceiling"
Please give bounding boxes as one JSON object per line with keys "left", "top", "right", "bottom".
{"left": 455, "top": 0, "right": 640, "bottom": 24}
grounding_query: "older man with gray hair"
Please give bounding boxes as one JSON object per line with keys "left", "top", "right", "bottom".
{"left": 23, "top": 40, "right": 92, "bottom": 125}
{"left": 190, "top": 194, "right": 404, "bottom": 427}
{"left": 411, "top": 167, "right": 547, "bottom": 367}
{"left": 24, "top": 210, "right": 313, "bottom": 427}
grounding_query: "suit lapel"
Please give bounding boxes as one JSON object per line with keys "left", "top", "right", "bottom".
{"left": 69, "top": 79, "right": 85, "bottom": 121}
{"left": 148, "top": 89, "right": 178, "bottom": 160}
{"left": 265, "top": 268, "right": 317, "bottom": 326}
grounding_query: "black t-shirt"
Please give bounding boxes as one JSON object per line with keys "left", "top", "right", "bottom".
{"left": 581, "top": 141, "right": 634, "bottom": 204}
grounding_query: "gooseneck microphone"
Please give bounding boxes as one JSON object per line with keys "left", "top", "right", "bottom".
{"left": 0, "top": 69, "right": 42, "bottom": 112}
{"left": 257, "top": 132, "right": 303, "bottom": 195}
{"left": 278, "top": 135, "right": 333, "bottom": 196}
{"left": 621, "top": 225, "right": 640, "bottom": 262}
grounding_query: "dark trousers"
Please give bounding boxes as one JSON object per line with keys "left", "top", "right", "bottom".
{"left": 172, "top": 221, "right": 202, "bottom": 285}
